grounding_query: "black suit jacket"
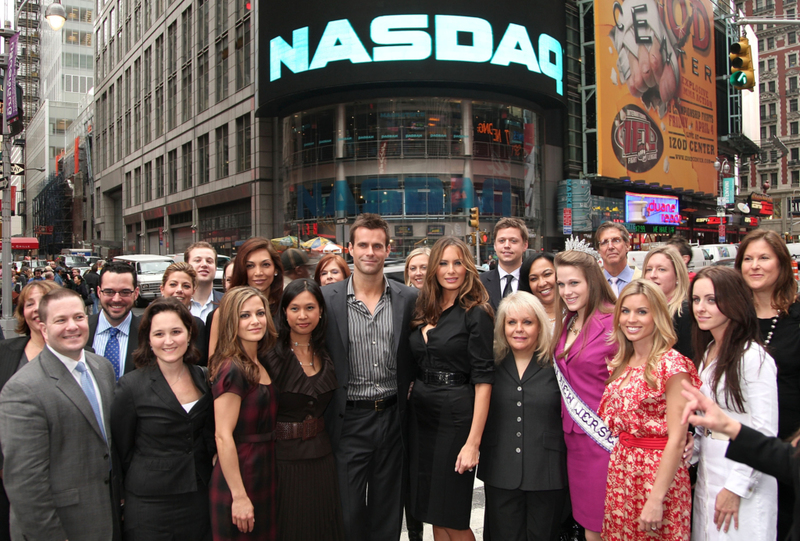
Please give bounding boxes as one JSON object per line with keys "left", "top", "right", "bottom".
{"left": 88, "top": 313, "right": 141, "bottom": 375}
{"left": 480, "top": 268, "right": 503, "bottom": 311}
{"left": 726, "top": 424, "right": 800, "bottom": 541}
{"left": 322, "top": 278, "right": 418, "bottom": 449}
{"left": 110, "top": 364, "right": 215, "bottom": 496}
{"left": 0, "top": 337, "right": 29, "bottom": 469}
{"left": 478, "top": 352, "right": 567, "bottom": 491}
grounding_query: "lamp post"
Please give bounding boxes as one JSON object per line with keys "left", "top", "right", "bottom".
{"left": 0, "top": 2, "right": 65, "bottom": 329}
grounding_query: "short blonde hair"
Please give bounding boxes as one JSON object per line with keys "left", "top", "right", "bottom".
{"left": 404, "top": 247, "right": 431, "bottom": 287}
{"left": 494, "top": 291, "right": 552, "bottom": 364}
{"left": 642, "top": 245, "right": 689, "bottom": 317}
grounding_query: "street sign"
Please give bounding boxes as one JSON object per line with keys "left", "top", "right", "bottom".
{"left": 563, "top": 208, "right": 573, "bottom": 235}
{"left": 335, "top": 218, "right": 347, "bottom": 224}
{"left": 0, "top": 179, "right": 9, "bottom": 191}
{"left": 9, "top": 163, "right": 24, "bottom": 176}
{"left": 719, "top": 223, "right": 726, "bottom": 243}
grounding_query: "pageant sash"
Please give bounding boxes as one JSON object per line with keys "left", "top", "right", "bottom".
{"left": 553, "top": 359, "right": 617, "bottom": 453}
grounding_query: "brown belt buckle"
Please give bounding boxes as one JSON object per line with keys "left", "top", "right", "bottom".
{"left": 374, "top": 399, "right": 384, "bottom": 412}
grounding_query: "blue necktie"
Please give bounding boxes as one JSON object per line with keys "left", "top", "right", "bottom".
{"left": 74, "top": 361, "right": 107, "bottom": 442}
{"left": 104, "top": 328, "right": 121, "bottom": 380}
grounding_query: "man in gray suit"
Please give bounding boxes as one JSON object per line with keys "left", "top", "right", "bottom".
{"left": 0, "top": 288, "right": 119, "bottom": 541}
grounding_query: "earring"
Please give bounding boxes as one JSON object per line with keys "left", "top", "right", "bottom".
{"left": 274, "top": 273, "right": 278, "bottom": 277}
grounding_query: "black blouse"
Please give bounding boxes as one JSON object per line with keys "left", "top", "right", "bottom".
{"left": 409, "top": 303, "right": 494, "bottom": 385}
{"left": 759, "top": 301, "right": 800, "bottom": 438}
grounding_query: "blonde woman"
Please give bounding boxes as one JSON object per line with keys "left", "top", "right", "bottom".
{"left": 208, "top": 286, "right": 278, "bottom": 541}
{"left": 599, "top": 280, "right": 700, "bottom": 540}
{"left": 478, "top": 291, "right": 567, "bottom": 540}
{"left": 642, "top": 246, "right": 692, "bottom": 358}
{"left": 404, "top": 247, "right": 431, "bottom": 289}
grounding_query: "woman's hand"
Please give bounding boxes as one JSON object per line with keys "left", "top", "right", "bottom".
{"left": 637, "top": 496, "right": 664, "bottom": 532}
{"left": 231, "top": 495, "right": 255, "bottom": 533}
{"left": 680, "top": 381, "right": 741, "bottom": 440}
{"left": 455, "top": 442, "right": 479, "bottom": 474}
{"left": 714, "top": 488, "right": 740, "bottom": 532}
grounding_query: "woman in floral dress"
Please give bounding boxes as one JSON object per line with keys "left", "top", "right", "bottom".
{"left": 599, "top": 280, "right": 700, "bottom": 540}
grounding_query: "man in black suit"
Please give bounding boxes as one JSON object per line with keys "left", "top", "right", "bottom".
{"left": 88, "top": 262, "right": 141, "bottom": 379}
{"left": 480, "top": 217, "right": 529, "bottom": 310}
{"left": 322, "top": 214, "right": 418, "bottom": 541}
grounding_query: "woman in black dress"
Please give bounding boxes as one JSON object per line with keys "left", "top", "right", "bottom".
{"left": 735, "top": 228, "right": 800, "bottom": 540}
{"left": 208, "top": 286, "right": 278, "bottom": 541}
{"left": 111, "top": 297, "right": 215, "bottom": 541}
{"left": 263, "top": 278, "right": 344, "bottom": 541}
{"left": 409, "top": 236, "right": 494, "bottom": 541}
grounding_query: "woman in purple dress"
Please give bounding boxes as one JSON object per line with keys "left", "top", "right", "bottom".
{"left": 551, "top": 250, "right": 618, "bottom": 541}
{"left": 208, "top": 286, "right": 278, "bottom": 541}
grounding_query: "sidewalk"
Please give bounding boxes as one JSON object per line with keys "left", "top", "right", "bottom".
{"left": 401, "top": 479, "right": 485, "bottom": 540}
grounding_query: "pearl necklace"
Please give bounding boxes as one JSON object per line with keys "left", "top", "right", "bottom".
{"left": 764, "top": 313, "right": 779, "bottom": 346}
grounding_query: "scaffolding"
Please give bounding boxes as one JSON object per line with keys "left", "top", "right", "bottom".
{"left": 32, "top": 172, "right": 72, "bottom": 257}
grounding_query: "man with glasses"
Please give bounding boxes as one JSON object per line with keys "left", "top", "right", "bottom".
{"left": 480, "top": 217, "right": 529, "bottom": 310}
{"left": 87, "top": 262, "right": 141, "bottom": 380}
{"left": 595, "top": 222, "right": 640, "bottom": 297}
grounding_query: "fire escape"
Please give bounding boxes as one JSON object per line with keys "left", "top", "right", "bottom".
{"left": 16, "top": 0, "right": 41, "bottom": 131}
{"left": 32, "top": 171, "right": 72, "bottom": 257}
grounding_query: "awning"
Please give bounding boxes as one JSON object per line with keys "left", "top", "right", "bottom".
{"left": 0, "top": 237, "right": 39, "bottom": 250}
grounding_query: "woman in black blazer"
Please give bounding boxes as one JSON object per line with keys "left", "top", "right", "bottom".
{"left": 680, "top": 380, "right": 800, "bottom": 541}
{"left": 111, "top": 297, "right": 215, "bottom": 541}
{"left": 0, "top": 280, "right": 61, "bottom": 541}
{"left": 478, "top": 291, "right": 567, "bottom": 541}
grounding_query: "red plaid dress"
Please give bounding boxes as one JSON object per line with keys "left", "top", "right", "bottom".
{"left": 210, "top": 360, "right": 278, "bottom": 541}
{"left": 598, "top": 349, "right": 701, "bottom": 541}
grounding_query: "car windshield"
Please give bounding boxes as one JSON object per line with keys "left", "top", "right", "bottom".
{"left": 64, "top": 256, "right": 88, "bottom": 267}
{"left": 139, "top": 261, "right": 172, "bottom": 274}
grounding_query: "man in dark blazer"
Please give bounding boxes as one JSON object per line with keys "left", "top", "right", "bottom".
{"left": 322, "top": 214, "right": 418, "bottom": 541}
{"left": 0, "top": 288, "right": 120, "bottom": 541}
{"left": 88, "top": 261, "right": 141, "bottom": 379}
{"left": 480, "top": 217, "right": 529, "bottom": 310}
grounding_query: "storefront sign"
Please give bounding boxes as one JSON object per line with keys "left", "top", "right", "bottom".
{"left": 791, "top": 197, "right": 800, "bottom": 217}
{"left": 723, "top": 178, "right": 735, "bottom": 205}
{"left": 624, "top": 192, "right": 681, "bottom": 225}
{"left": 427, "top": 224, "right": 445, "bottom": 236}
{"left": 594, "top": 0, "right": 717, "bottom": 193}
{"left": 743, "top": 216, "right": 759, "bottom": 226}
{"left": 695, "top": 216, "right": 728, "bottom": 225}
{"left": 259, "top": 1, "right": 567, "bottom": 114}
{"left": 395, "top": 225, "right": 413, "bottom": 237}
{"left": 623, "top": 223, "right": 676, "bottom": 234}
{"left": 749, "top": 193, "right": 774, "bottom": 216}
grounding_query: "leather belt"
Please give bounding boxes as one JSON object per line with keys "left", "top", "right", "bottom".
{"left": 235, "top": 432, "right": 276, "bottom": 443}
{"left": 275, "top": 418, "right": 325, "bottom": 441}
{"left": 420, "top": 369, "right": 469, "bottom": 386}
{"left": 346, "top": 394, "right": 397, "bottom": 411}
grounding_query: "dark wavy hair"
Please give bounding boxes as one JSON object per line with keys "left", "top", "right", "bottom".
{"left": 412, "top": 236, "right": 492, "bottom": 327}
{"left": 133, "top": 297, "right": 200, "bottom": 368}
{"left": 230, "top": 237, "right": 284, "bottom": 315}
{"left": 690, "top": 266, "right": 760, "bottom": 413}
{"left": 734, "top": 229, "right": 797, "bottom": 314}
{"left": 275, "top": 279, "right": 329, "bottom": 362}
{"left": 518, "top": 252, "right": 556, "bottom": 294}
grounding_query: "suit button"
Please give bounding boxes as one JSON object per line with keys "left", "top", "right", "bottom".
{"left": 517, "top": 386, "right": 522, "bottom": 392}
{"left": 517, "top": 417, "right": 521, "bottom": 422}
{"left": 516, "top": 432, "right": 521, "bottom": 437}
{"left": 104, "top": 478, "right": 109, "bottom": 485}
{"left": 517, "top": 401, "right": 522, "bottom": 407}
{"left": 515, "top": 448, "right": 521, "bottom": 453}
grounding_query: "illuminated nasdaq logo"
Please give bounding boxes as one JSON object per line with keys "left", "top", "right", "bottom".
{"left": 270, "top": 15, "right": 563, "bottom": 95}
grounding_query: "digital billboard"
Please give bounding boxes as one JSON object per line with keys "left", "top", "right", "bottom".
{"left": 257, "top": 0, "right": 567, "bottom": 115}
{"left": 594, "top": 0, "right": 717, "bottom": 193}
{"left": 625, "top": 192, "right": 681, "bottom": 225}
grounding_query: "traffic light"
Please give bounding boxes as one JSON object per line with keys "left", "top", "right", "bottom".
{"left": 729, "top": 37, "right": 755, "bottom": 90}
{"left": 469, "top": 207, "right": 479, "bottom": 228}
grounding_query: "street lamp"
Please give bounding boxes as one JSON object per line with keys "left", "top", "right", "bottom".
{"left": 0, "top": 2, "right": 65, "bottom": 328}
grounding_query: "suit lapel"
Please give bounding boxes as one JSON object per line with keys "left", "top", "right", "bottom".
{"left": 519, "top": 356, "right": 544, "bottom": 384}
{"left": 149, "top": 367, "right": 186, "bottom": 415}
{"left": 125, "top": 316, "right": 140, "bottom": 373}
{"left": 566, "top": 313, "right": 608, "bottom": 362}
{"left": 332, "top": 282, "right": 349, "bottom": 359}
{"left": 390, "top": 282, "right": 408, "bottom": 354}
{"left": 42, "top": 350, "right": 107, "bottom": 443}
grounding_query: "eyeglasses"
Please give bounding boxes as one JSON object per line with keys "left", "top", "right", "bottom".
{"left": 99, "top": 289, "right": 135, "bottom": 298}
{"left": 598, "top": 238, "right": 625, "bottom": 247}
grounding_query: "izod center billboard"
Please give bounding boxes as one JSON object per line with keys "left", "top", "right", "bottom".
{"left": 594, "top": 0, "right": 717, "bottom": 193}
{"left": 258, "top": 0, "right": 567, "bottom": 115}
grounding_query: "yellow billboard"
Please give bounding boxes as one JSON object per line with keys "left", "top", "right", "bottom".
{"left": 595, "top": 0, "right": 717, "bottom": 193}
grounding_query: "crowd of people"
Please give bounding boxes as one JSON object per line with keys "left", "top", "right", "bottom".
{"left": 0, "top": 214, "right": 796, "bottom": 541}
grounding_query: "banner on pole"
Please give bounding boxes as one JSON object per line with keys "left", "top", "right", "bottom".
{"left": 4, "top": 32, "right": 19, "bottom": 125}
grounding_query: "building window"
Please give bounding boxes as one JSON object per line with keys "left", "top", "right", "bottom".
{"left": 789, "top": 8, "right": 796, "bottom": 17}
{"left": 216, "top": 0, "right": 227, "bottom": 36}
{"left": 790, "top": 31, "right": 797, "bottom": 45}
{"left": 792, "top": 121, "right": 799, "bottom": 135}
{"left": 792, "top": 148, "right": 800, "bottom": 161}
{"left": 759, "top": 39, "right": 765, "bottom": 51}
{"left": 792, "top": 76, "right": 799, "bottom": 91}
{"left": 117, "top": 119, "right": 123, "bottom": 160}
{"left": 761, "top": 126, "right": 767, "bottom": 140}
{"left": 772, "top": 172, "right": 779, "bottom": 187}
{"left": 198, "top": 0, "right": 209, "bottom": 50}
{"left": 144, "top": 161, "right": 153, "bottom": 202}
{"left": 759, "top": 60, "right": 765, "bottom": 72}
{"left": 198, "top": 134, "right": 210, "bottom": 184}
{"left": 235, "top": 18, "right": 250, "bottom": 89}
{"left": 772, "top": 149, "right": 779, "bottom": 162}
{"left": 182, "top": 64, "right": 192, "bottom": 122}
{"left": 771, "top": 124, "right": 778, "bottom": 137}
{"left": 155, "top": 85, "right": 163, "bottom": 137}
{"left": 125, "top": 112, "right": 131, "bottom": 154}
{"left": 793, "top": 100, "right": 799, "bottom": 113}
{"left": 134, "top": 103, "right": 141, "bottom": 149}
{"left": 197, "top": 51, "right": 209, "bottom": 112}
{"left": 182, "top": 142, "right": 192, "bottom": 190}
{"left": 793, "top": 171, "right": 800, "bottom": 186}
{"left": 768, "top": 37, "right": 775, "bottom": 49}
{"left": 740, "top": 175, "right": 748, "bottom": 189}
{"left": 236, "top": 113, "right": 251, "bottom": 172}
{"left": 768, "top": 58, "right": 776, "bottom": 70}
{"left": 760, "top": 82, "right": 766, "bottom": 93}
{"left": 769, "top": 80, "right": 776, "bottom": 93}
{"left": 182, "top": 7, "right": 192, "bottom": 60}
{"left": 168, "top": 150, "right": 178, "bottom": 194}
{"left": 761, "top": 104, "right": 767, "bottom": 119}
{"left": 167, "top": 23, "right": 177, "bottom": 74}
{"left": 216, "top": 36, "right": 229, "bottom": 102}
{"left": 167, "top": 76, "right": 177, "bottom": 130}
{"left": 216, "top": 124, "right": 229, "bottom": 178}
{"left": 791, "top": 55, "right": 798, "bottom": 68}
{"left": 134, "top": 166, "right": 142, "bottom": 205}
{"left": 144, "top": 95, "right": 151, "bottom": 145}
{"left": 761, "top": 173, "right": 769, "bottom": 186}
{"left": 125, "top": 171, "right": 131, "bottom": 207}
{"left": 156, "top": 156, "right": 165, "bottom": 197}
{"left": 770, "top": 103, "right": 777, "bottom": 117}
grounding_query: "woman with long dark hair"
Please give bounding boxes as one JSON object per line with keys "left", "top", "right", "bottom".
{"left": 208, "top": 287, "right": 279, "bottom": 541}
{"left": 208, "top": 238, "right": 284, "bottom": 357}
{"left": 111, "top": 297, "right": 214, "bottom": 541}
{"left": 408, "top": 236, "right": 494, "bottom": 541}
{"left": 551, "top": 249, "right": 618, "bottom": 541}
{"left": 690, "top": 266, "right": 778, "bottom": 541}
{"left": 599, "top": 280, "right": 700, "bottom": 539}
{"left": 735, "top": 228, "right": 800, "bottom": 539}
{"left": 262, "top": 279, "right": 344, "bottom": 540}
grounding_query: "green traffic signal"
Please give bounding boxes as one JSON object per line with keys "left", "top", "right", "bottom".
{"left": 730, "top": 71, "right": 749, "bottom": 87}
